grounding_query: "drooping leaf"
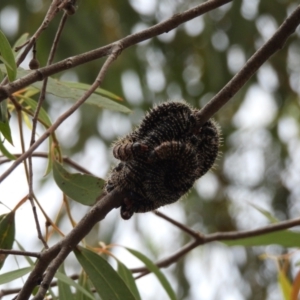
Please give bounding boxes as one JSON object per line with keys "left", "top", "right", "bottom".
{"left": 0, "top": 211, "right": 15, "bottom": 269}
{"left": 0, "top": 121, "right": 13, "bottom": 144}
{"left": 249, "top": 203, "right": 279, "bottom": 223}
{"left": 223, "top": 230, "right": 300, "bottom": 248}
{"left": 52, "top": 160, "right": 104, "bottom": 206}
{"left": 0, "top": 266, "right": 33, "bottom": 284}
{"left": 13, "top": 33, "right": 30, "bottom": 57}
{"left": 57, "top": 265, "right": 75, "bottom": 300}
{"left": 278, "top": 269, "right": 292, "bottom": 300}
{"left": 0, "top": 30, "right": 17, "bottom": 81}
{"left": 15, "top": 240, "right": 35, "bottom": 266}
{"left": 75, "top": 272, "right": 96, "bottom": 300}
{"left": 0, "top": 66, "right": 131, "bottom": 113}
{"left": 0, "top": 137, "right": 16, "bottom": 160}
{"left": 291, "top": 271, "right": 300, "bottom": 300}
{"left": 74, "top": 247, "right": 136, "bottom": 300}
{"left": 0, "top": 69, "right": 6, "bottom": 123}
{"left": 21, "top": 96, "right": 52, "bottom": 127}
{"left": 55, "top": 270, "right": 95, "bottom": 300}
{"left": 117, "top": 260, "right": 141, "bottom": 300}
{"left": 125, "top": 248, "right": 176, "bottom": 300}
{"left": 41, "top": 79, "right": 130, "bottom": 113}
{"left": 0, "top": 99, "right": 8, "bottom": 123}
{"left": 62, "top": 81, "right": 123, "bottom": 102}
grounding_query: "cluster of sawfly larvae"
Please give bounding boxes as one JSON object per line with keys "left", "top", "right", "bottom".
{"left": 105, "top": 101, "right": 220, "bottom": 220}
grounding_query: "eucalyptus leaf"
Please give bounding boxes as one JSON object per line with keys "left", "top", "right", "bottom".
{"left": 55, "top": 270, "right": 95, "bottom": 300}
{"left": 0, "top": 138, "right": 16, "bottom": 160}
{"left": 0, "top": 212, "right": 16, "bottom": 269}
{"left": 0, "top": 267, "right": 33, "bottom": 284}
{"left": 52, "top": 160, "right": 104, "bottom": 206}
{"left": 0, "top": 30, "right": 17, "bottom": 81}
{"left": 62, "top": 81, "right": 123, "bottom": 101}
{"left": 0, "top": 121, "right": 13, "bottom": 144}
{"left": 126, "top": 248, "right": 176, "bottom": 300}
{"left": 117, "top": 260, "right": 141, "bottom": 300}
{"left": 57, "top": 265, "right": 75, "bottom": 300}
{"left": 223, "top": 230, "right": 300, "bottom": 248}
{"left": 74, "top": 247, "right": 136, "bottom": 300}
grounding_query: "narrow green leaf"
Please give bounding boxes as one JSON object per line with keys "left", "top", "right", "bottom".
{"left": 49, "top": 79, "right": 130, "bottom": 113}
{"left": 0, "top": 121, "right": 13, "bottom": 144}
{"left": 0, "top": 30, "right": 17, "bottom": 81}
{"left": 0, "top": 99, "right": 8, "bottom": 123}
{"left": 57, "top": 265, "right": 74, "bottom": 300}
{"left": 75, "top": 272, "right": 96, "bottom": 300}
{"left": 0, "top": 266, "right": 32, "bottom": 284}
{"left": 74, "top": 247, "right": 136, "bottom": 300}
{"left": 15, "top": 240, "right": 35, "bottom": 266}
{"left": 126, "top": 248, "right": 176, "bottom": 300}
{"left": 0, "top": 66, "right": 131, "bottom": 113}
{"left": 223, "top": 230, "right": 300, "bottom": 247}
{"left": 52, "top": 160, "right": 104, "bottom": 206}
{"left": 13, "top": 33, "right": 30, "bottom": 57}
{"left": 55, "top": 270, "right": 95, "bottom": 300}
{"left": 278, "top": 269, "right": 292, "bottom": 300}
{"left": 0, "top": 67, "right": 4, "bottom": 81}
{"left": 21, "top": 96, "right": 52, "bottom": 127}
{"left": 0, "top": 55, "right": 14, "bottom": 71}
{"left": 117, "top": 260, "right": 141, "bottom": 300}
{"left": 250, "top": 203, "right": 278, "bottom": 223}
{"left": 48, "top": 287, "right": 57, "bottom": 300}
{"left": 0, "top": 136, "right": 16, "bottom": 160}
{"left": 0, "top": 211, "right": 15, "bottom": 269}
{"left": 44, "top": 137, "right": 53, "bottom": 176}
{"left": 61, "top": 81, "right": 123, "bottom": 101}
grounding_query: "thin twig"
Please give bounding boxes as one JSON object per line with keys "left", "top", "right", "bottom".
{"left": 195, "top": 4, "right": 300, "bottom": 126}
{"left": 0, "top": 152, "right": 93, "bottom": 175}
{"left": 153, "top": 210, "right": 200, "bottom": 239}
{"left": 15, "top": 187, "right": 127, "bottom": 300}
{"left": 15, "top": 0, "right": 63, "bottom": 67}
{"left": 131, "top": 216, "right": 300, "bottom": 276}
{"left": 27, "top": 12, "right": 69, "bottom": 249}
{"left": 0, "top": 0, "right": 232, "bottom": 101}
{"left": 0, "top": 249, "right": 40, "bottom": 258}
{"left": 29, "top": 47, "right": 123, "bottom": 300}
{"left": 0, "top": 43, "right": 121, "bottom": 183}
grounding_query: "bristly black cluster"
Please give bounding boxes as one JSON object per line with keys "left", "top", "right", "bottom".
{"left": 105, "top": 101, "right": 220, "bottom": 220}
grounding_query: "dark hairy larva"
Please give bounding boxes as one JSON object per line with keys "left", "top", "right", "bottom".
{"left": 105, "top": 101, "right": 220, "bottom": 220}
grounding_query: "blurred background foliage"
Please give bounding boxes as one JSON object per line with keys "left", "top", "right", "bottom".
{"left": 1, "top": 0, "right": 300, "bottom": 299}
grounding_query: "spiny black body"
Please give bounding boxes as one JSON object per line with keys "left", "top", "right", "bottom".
{"left": 105, "top": 101, "right": 220, "bottom": 219}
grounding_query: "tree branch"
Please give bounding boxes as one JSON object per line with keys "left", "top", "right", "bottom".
{"left": 15, "top": 187, "right": 126, "bottom": 300}
{"left": 0, "top": 152, "right": 93, "bottom": 174}
{"left": 0, "top": 44, "right": 121, "bottom": 183}
{"left": 195, "top": 4, "right": 300, "bottom": 126}
{"left": 131, "top": 214, "right": 300, "bottom": 275}
{"left": 0, "top": 0, "right": 232, "bottom": 101}
{"left": 0, "top": 249, "right": 40, "bottom": 258}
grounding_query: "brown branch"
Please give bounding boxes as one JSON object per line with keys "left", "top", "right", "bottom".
{"left": 0, "top": 0, "right": 232, "bottom": 101}
{"left": 15, "top": 0, "right": 64, "bottom": 67}
{"left": 195, "top": 4, "right": 300, "bottom": 126}
{"left": 15, "top": 188, "right": 126, "bottom": 300}
{"left": 0, "top": 44, "right": 121, "bottom": 184}
{"left": 0, "top": 274, "right": 79, "bottom": 299}
{"left": 27, "top": 12, "right": 69, "bottom": 250}
{"left": 153, "top": 210, "right": 200, "bottom": 239}
{"left": 15, "top": 49, "right": 123, "bottom": 300}
{"left": 131, "top": 215, "right": 300, "bottom": 276}
{"left": 0, "top": 152, "right": 93, "bottom": 175}
{"left": 0, "top": 249, "right": 40, "bottom": 258}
